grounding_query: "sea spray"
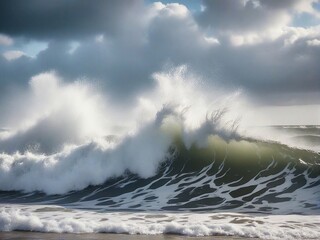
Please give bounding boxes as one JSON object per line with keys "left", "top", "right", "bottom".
{"left": 0, "top": 66, "right": 245, "bottom": 194}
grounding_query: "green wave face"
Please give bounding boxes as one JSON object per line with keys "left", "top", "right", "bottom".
{"left": 1, "top": 134, "right": 319, "bottom": 214}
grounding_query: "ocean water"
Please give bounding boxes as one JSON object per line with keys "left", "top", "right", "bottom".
{"left": 0, "top": 70, "right": 319, "bottom": 239}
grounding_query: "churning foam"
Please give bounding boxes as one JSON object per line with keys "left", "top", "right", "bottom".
{"left": 0, "top": 204, "right": 320, "bottom": 239}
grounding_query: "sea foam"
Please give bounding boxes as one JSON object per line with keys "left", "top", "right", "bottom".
{"left": 1, "top": 205, "right": 320, "bottom": 239}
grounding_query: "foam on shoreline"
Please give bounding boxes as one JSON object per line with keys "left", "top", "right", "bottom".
{"left": 1, "top": 204, "right": 319, "bottom": 239}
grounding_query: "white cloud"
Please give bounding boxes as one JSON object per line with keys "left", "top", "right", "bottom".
{"left": 198, "top": 0, "right": 320, "bottom": 46}
{"left": 151, "top": 2, "right": 189, "bottom": 18}
{"left": 283, "top": 26, "right": 320, "bottom": 45}
{"left": 307, "top": 38, "right": 320, "bottom": 46}
{"left": 293, "top": 0, "right": 320, "bottom": 18}
{"left": 0, "top": 34, "right": 13, "bottom": 46}
{"left": 3, "top": 50, "right": 25, "bottom": 61}
{"left": 204, "top": 36, "right": 220, "bottom": 45}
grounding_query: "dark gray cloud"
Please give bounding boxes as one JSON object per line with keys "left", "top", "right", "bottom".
{"left": 0, "top": 0, "right": 143, "bottom": 40}
{"left": 213, "top": 36, "right": 320, "bottom": 103}
{"left": 0, "top": 4, "right": 215, "bottom": 100}
{"left": 197, "top": 0, "right": 284, "bottom": 33}
{"left": 259, "top": 0, "right": 302, "bottom": 9}
{"left": 196, "top": 0, "right": 317, "bottom": 33}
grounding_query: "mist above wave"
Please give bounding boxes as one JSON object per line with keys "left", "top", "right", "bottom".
{"left": 0, "top": 72, "right": 107, "bottom": 154}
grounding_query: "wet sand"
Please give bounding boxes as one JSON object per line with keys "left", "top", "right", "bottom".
{"left": 0, "top": 232, "right": 255, "bottom": 240}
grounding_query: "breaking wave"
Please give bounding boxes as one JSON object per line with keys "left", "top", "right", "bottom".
{"left": 0, "top": 67, "right": 319, "bottom": 216}
{"left": 0, "top": 67, "right": 319, "bottom": 239}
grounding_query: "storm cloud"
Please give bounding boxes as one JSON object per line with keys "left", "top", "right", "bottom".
{"left": 0, "top": 0, "right": 320, "bottom": 106}
{"left": 0, "top": 0, "right": 144, "bottom": 39}
{"left": 196, "top": 0, "right": 318, "bottom": 33}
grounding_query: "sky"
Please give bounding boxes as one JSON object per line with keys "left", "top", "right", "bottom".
{"left": 0, "top": 0, "right": 320, "bottom": 125}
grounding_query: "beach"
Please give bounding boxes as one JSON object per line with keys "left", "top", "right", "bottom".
{"left": 0, "top": 232, "right": 253, "bottom": 240}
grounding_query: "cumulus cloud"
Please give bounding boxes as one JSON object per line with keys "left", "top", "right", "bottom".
{"left": 307, "top": 38, "right": 320, "bottom": 46}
